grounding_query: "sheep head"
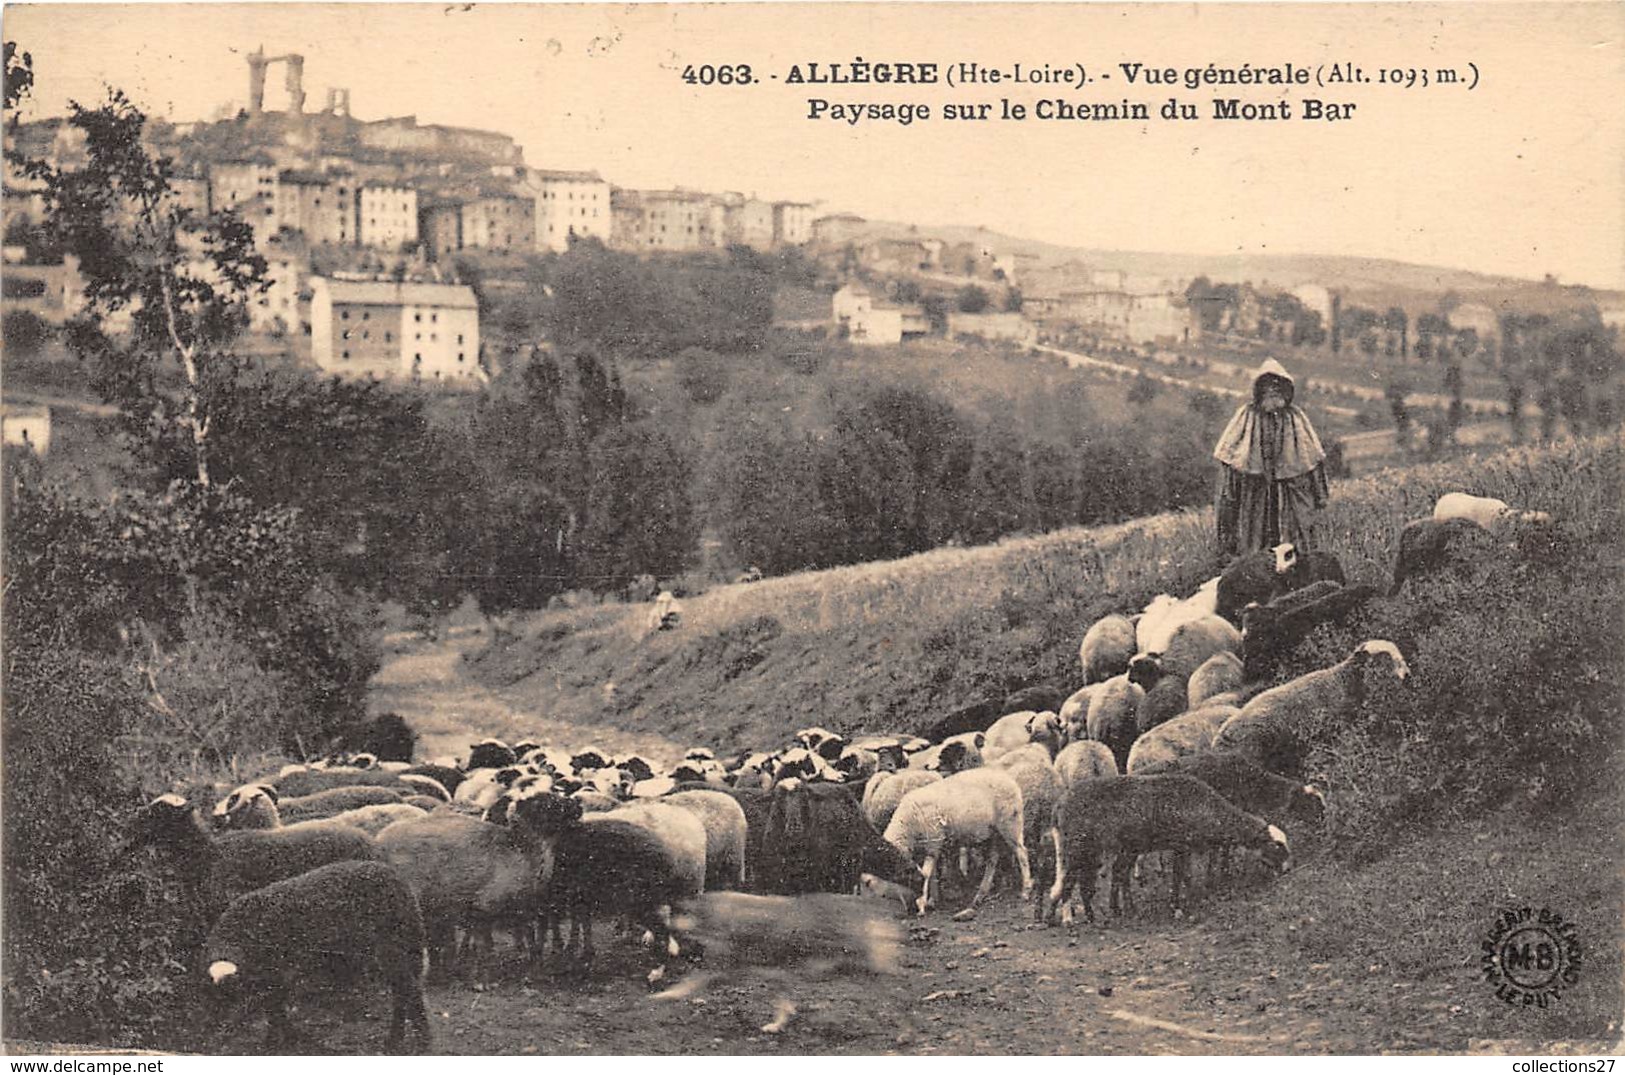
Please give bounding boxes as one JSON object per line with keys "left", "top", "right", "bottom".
{"left": 1259, "top": 824, "right": 1292, "bottom": 872}
{"left": 130, "top": 794, "right": 203, "bottom": 848}
{"left": 1127, "top": 653, "right": 1164, "bottom": 689}
{"left": 1271, "top": 542, "right": 1299, "bottom": 575}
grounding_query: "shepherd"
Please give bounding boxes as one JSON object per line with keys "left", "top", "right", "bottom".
{"left": 1212, "top": 359, "right": 1330, "bottom": 555}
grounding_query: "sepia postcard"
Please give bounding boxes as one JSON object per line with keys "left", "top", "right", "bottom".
{"left": 1, "top": 0, "right": 1621, "bottom": 1059}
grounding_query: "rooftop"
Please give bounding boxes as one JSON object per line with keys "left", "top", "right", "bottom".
{"left": 314, "top": 277, "right": 478, "bottom": 309}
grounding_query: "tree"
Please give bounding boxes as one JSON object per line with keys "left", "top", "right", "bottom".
{"left": 23, "top": 91, "right": 266, "bottom": 487}
{"left": 1384, "top": 306, "right": 1409, "bottom": 359}
{"left": 1126, "top": 373, "right": 1160, "bottom": 406}
{"left": 1443, "top": 363, "right": 1465, "bottom": 442}
{"left": 1385, "top": 375, "right": 1413, "bottom": 450}
{"left": 956, "top": 284, "right": 990, "bottom": 314}
{"left": 4, "top": 40, "right": 32, "bottom": 110}
{"left": 1004, "top": 287, "right": 1024, "bottom": 313}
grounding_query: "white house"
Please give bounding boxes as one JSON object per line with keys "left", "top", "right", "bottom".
{"left": 2, "top": 403, "right": 51, "bottom": 455}
{"left": 309, "top": 277, "right": 482, "bottom": 385}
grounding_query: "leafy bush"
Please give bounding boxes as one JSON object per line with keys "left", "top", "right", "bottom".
{"left": 1, "top": 641, "right": 200, "bottom": 1047}
{"left": 2, "top": 308, "right": 49, "bottom": 358}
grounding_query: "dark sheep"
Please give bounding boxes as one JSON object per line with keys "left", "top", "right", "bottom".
{"left": 131, "top": 794, "right": 383, "bottom": 920}
{"left": 1042, "top": 774, "right": 1290, "bottom": 923}
{"left": 205, "top": 860, "right": 429, "bottom": 1052}
{"left": 545, "top": 814, "right": 699, "bottom": 965}
{"left": 274, "top": 766, "right": 416, "bottom": 799}
{"left": 1280, "top": 549, "right": 1346, "bottom": 594}
{"left": 1135, "top": 675, "right": 1190, "bottom": 736}
{"left": 401, "top": 763, "right": 465, "bottom": 797}
{"left": 276, "top": 785, "right": 405, "bottom": 824}
{"left": 1240, "top": 581, "right": 1379, "bottom": 680}
{"left": 1134, "top": 751, "right": 1325, "bottom": 827}
{"left": 1002, "top": 684, "right": 1066, "bottom": 716}
{"left": 1216, "top": 544, "right": 1297, "bottom": 625}
{"left": 920, "top": 697, "right": 1003, "bottom": 744}
{"left": 760, "top": 781, "right": 921, "bottom": 897}
{"left": 1389, "top": 516, "right": 1499, "bottom": 596}
{"left": 468, "top": 739, "right": 519, "bottom": 771}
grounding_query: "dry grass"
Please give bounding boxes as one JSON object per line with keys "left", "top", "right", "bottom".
{"left": 469, "top": 434, "right": 1621, "bottom": 757}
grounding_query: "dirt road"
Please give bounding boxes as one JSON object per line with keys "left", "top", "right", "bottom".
{"left": 330, "top": 631, "right": 1616, "bottom": 1056}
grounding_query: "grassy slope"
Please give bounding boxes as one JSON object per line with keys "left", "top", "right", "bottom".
{"left": 468, "top": 434, "right": 1621, "bottom": 761}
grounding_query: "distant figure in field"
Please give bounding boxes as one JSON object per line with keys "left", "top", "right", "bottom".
{"left": 1212, "top": 360, "right": 1330, "bottom": 555}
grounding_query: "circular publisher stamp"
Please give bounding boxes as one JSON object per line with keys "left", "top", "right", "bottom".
{"left": 1481, "top": 907, "right": 1582, "bottom": 1008}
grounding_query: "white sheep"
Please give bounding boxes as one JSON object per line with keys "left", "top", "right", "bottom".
{"left": 994, "top": 743, "right": 1065, "bottom": 894}
{"left": 663, "top": 788, "right": 749, "bottom": 892}
{"left": 982, "top": 710, "right": 1064, "bottom": 763}
{"left": 1079, "top": 613, "right": 1137, "bottom": 684}
{"left": 882, "top": 767, "right": 1032, "bottom": 917}
{"left": 1124, "top": 704, "right": 1241, "bottom": 773}
{"left": 1213, "top": 640, "right": 1411, "bottom": 775}
{"left": 906, "top": 731, "right": 985, "bottom": 774}
{"left": 1136, "top": 579, "right": 1222, "bottom": 657}
{"left": 1188, "top": 652, "right": 1245, "bottom": 708}
{"left": 1053, "top": 740, "right": 1120, "bottom": 786}
{"left": 1059, "top": 684, "right": 1104, "bottom": 743}
{"left": 1434, "top": 491, "right": 1551, "bottom": 530}
{"left": 1086, "top": 674, "right": 1145, "bottom": 773}
{"left": 861, "top": 768, "right": 942, "bottom": 834}
{"left": 211, "top": 783, "right": 280, "bottom": 830}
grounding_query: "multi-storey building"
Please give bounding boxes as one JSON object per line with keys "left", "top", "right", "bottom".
{"left": 358, "top": 183, "right": 419, "bottom": 250}
{"left": 531, "top": 169, "right": 611, "bottom": 252}
{"left": 309, "top": 277, "right": 482, "bottom": 385}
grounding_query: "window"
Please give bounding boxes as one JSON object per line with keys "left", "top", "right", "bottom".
{"left": 415, "top": 333, "right": 421, "bottom": 341}
{"left": 431, "top": 313, "right": 438, "bottom": 323}
{"left": 415, "top": 353, "right": 422, "bottom": 362}
{"left": 458, "top": 353, "right": 464, "bottom": 362}
{"left": 362, "top": 311, "right": 370, "bottom": 321}
{"left": 362, "top": 330, "right": 370, "bottom": 340}
{"left": 341, "top": 310, "right": 349, "bottom": 320}
{"left": 341, "top": 350, "right": 350, "bottom": 360}
{"left": 342, "top": 329, "right": 351, "bottom": 340}
{"left": 414, "top": 313, "right": 422, "bottom": 322}
{"left": 384, "top": 331, "right": 392, "bottom": 342}
{"left": 431, "top": 333, "right": 437, "bottom": 342}
{"left": 456, "top": 333, "right": 463, "bottom": 344}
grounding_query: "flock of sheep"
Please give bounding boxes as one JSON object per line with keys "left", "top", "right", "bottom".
{"left": 129, "top": 490, "right": 1552, "bottom": 1050}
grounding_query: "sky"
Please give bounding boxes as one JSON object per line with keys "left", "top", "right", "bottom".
{"left": 7, "top": 2, "right": 1624, "bottom": 289}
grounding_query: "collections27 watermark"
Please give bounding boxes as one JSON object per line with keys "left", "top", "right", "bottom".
{"left": 1481, "top": 907, "right": 1582, "bottom": 1009}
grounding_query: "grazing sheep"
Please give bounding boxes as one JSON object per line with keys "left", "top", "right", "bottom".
{"left": 1124, "top": 705, "right": 1240, "bottom": 774}
{"left": 1280, "top": 548, "right": 1346, "bottom": 594}
{"left": 1389, "top": 516, "right": 1501, "bottom": 596}
{"left": 468, "top": 739, "right": 519, "bottom": 771}
{"left": 1216, "top": 543, "right": 1298, "bottom": 625}
{"left": 1434, "top": 491, "right": 1550, "bottom": 529}
{"left": 610, "top": 800, "right": 710, "bottom": 901}
{"left": 994, "top": 744, "right": 1065, "bottom": 894}
{"left": 1058, "top": 683, "right": 1105, "bottom": 743}
{"left": 907, "top": 731, "right": 985, "bottom": 774}
{"left": 861, "top": 769, "right": 942, "bottom": 835}
{"left": 211, "top": 784, "right": 280, "bottom": 831}
{"left": 1135, "top": 751, "right": 1325, "bottom": 828}
{"left": 325, "top": 802, "right": 431, "bottom": 837}
{"left": 762, "top": 781, "right": 920, "bottom": 898}
{"left": 570, "top": 789, "right": 622, "bottom": 814}
{"left": 883, "top": 768, "right": 1032, "bottom": 917}
{"left": 654, "top": 892, "right": 901, "bottom": 1035}
{"left": 983, "top": 710, "right": 1065, "bottom": 763}
{"left": 833, "top": 745, "right": 880, "bottom": 783}
{"left": 397, "top": 773, "right": 451, "bottom": 803}
{"left": 401, "top": 763, "right": 465, "bottom": 798}
{"left": 1157, "top": 615, "right": 1244, "bottom": 682}
{"left": 1042, "top": 774, "right": 1291, "bottom": 924}
{"left": 1188, "top": 652, "right": 1245, "bottom": 708}
{"left": 1002, "top": 684, "right": 1067, "bottom": 716}
{"left": 920, "top": 697, "right": 1004, "bottom": 744}
{"left": 1086, "top": 675, "right": 1145, "bottom": 773}
{"left": 274, "top": 766, "right": 414, "bottom": 799}
{"left": 1053, "top": 740, "right": 1120, "bottom": 786}
{"left": 545, "top": 811, "right": 700, "bottom": 966}
{"left": 205, "top": 860, "right": 430, "bottom": 1052}
{"left": 1136, "top": 586, "right": 1222, "bottom": 658}
{"left": 1240, "top": 581, "right": 1379, "bottom": 679}
{"left": 1213, "top": 639, "right": 1411, "bottom": 776}
{"left": 664, "top": 789, "right": 749, "bottom": 892}
{"left": 375, "top": 794, "right": 581, "bottom": 976}
{"left": 132, "top": 795, "right": 383, "bottom": 918}
{"left": 276, "top": 785, "right": 405, "bottom": 825}
{"left": 1135, "top": 675, "right": 1190, "bottom": 736}
{"left": 1078, "top": 612, "right": 1136, "bottom": 684}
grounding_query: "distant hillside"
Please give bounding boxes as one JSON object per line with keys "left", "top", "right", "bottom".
{"left": 848, "top": 219, "right": 1624, "bottom": 311}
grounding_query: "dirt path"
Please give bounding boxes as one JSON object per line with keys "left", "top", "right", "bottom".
{"left": 369, "top": 626, "right": 691, "bottom": 766}
{"left": 349, "top": 629, "right": 1613, "bottom": 1056}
